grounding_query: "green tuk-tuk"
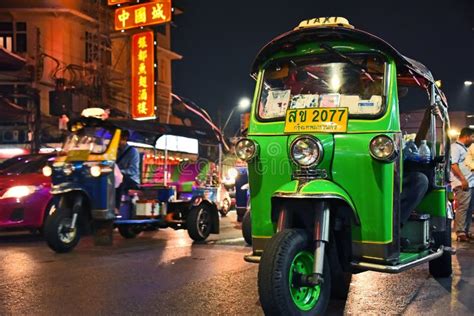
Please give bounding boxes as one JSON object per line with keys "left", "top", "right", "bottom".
{"left": 236, "top": 17, "right": 453, "bottom": 314}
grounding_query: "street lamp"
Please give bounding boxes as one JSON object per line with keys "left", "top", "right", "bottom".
{"left": 222, "top": 97, "right": 251, "bottom": 132}
{"left": 465, "top": 81, "right": 473, "bottom": 86}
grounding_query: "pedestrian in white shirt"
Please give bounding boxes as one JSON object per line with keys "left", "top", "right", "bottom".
{"left": 451, "top": 127, "right": 474, "bottom": 241}
{"left": 463, "top": 141, "right": 474, "bottom": 239}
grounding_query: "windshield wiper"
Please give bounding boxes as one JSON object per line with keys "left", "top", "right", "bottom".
{"left": 320, "top": 43, "right": 378, "bottom": 82}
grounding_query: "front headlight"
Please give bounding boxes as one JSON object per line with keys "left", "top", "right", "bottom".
{"left": 290, "top": 136, "right": 323, "bottom": 167}
{"left": 42, "top": 166, "right": 52, "bottom": 177}
{"left": 1, "top": 185, "right": 38, "bottom": 199}
{"left": 235, "top": 138, "right": 258, "bottom": 161}
{"left": 90, "top": 165, "right": 102, "bottom": 177}
{"left": 369, "top": 135, "right": 397, "bottom": 162}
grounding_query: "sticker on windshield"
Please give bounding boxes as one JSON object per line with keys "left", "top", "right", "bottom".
{"left": 290, "top": 94, "right": 319, "bottom": 109}
{"left": 262, "top": 89, "right": 290, "bottom": 118}
{"left": 319, "top": 94, "right": 341, "bottom": 108}
{"left": 284, "top": 107, "right": 348, "bottom": 133}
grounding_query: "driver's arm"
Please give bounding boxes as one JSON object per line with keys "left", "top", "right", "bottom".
{"left": 452, "top": 163, "right": 469, "bottom": 190}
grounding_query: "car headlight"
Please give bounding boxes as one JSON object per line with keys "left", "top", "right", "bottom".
{"left": 290, "top": 136, "right": 323, "bottom": 167}
{"left": 235, "top": 138, "right": 258, "bottom": 161}
{"left": 1, "top": 185, "right": 38, "bottom": 199}
{"left": 369, "top": 135, "right": 397, "bottom": 162}
{"left": 42, "top": 166, "right": 52, "bottom": 177}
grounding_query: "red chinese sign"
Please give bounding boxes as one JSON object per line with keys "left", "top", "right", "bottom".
{"left": 114, "top": 0, "right": 172, "bottom": 31}
{"left": 108, "top": 0, "right": 132, "bottom": 5}
{"left": 131, "top": 31, "right": 155, "bottom": 120}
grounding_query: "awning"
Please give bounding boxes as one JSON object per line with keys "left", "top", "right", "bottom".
{"left": 0, "top": 98, "right": 30, "bottom": 122}
{"left": 0, "top": 47, "right": 26, "bottom": 71}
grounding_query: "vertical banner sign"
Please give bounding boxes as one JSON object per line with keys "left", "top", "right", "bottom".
{"left": 131, "top": 31, "right": 155, "bottom": 120}
{"left": 115, "top": 0, "right": 172, "bottom": 31}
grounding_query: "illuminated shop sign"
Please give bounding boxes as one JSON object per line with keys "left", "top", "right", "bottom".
{"left": 114, "top": 0, "right": 172, "bottom": 31}
{"left": 131, "top": 31, "right": 155, "bottom": 120}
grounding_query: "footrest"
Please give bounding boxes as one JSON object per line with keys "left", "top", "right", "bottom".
{"left": 443, "top": 246, "right": 456, "bottom": 255}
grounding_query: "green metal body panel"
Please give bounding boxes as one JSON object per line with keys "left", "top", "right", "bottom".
{"left": 298, "top": 180, "right": 356, "bottom": 210}
{"left": 417, "top": 189, "right": 447, "bottom": 218}
{"left": 332, "top": 133, "right": 398, "bottom": 244}
{"left": 249, "top": 133, "right": 334, "bottom": 239}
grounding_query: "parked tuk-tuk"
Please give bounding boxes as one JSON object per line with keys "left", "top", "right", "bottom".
{"left": 236, "top": 17, "right": 453, "bottom": 314}
{"left": 42, "top": 112, "right": 227, "bottom": 253}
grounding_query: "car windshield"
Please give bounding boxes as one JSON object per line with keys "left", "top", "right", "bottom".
{"left": 258, "top": 54, "right": 386, "bottom": 120}
{"left": 62, "top": 127, "right": 112, "bottom": 154}
{"left": 1, "top": 155, "right": 52, "bottom": 175}
{"left": 0, "top": 155, "right": 31, "bottom": 171}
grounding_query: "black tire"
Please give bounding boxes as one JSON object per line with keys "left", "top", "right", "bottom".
{"left": 429, "top": 219, "right": 452, "bottom": 278}
{"left": 187, "top": 204, "right": 212, "bottom": 241}
{"left": 328, "top": 240, "right": 351, "bottom": 299}
{"left": 258, "top": 229, "right": 331, "bottom": 315}
{"left": 236, "top": 208, "right": 246, "bottom": 222}
{"left": 219, "top": 199, "right": 230, "bottom": 217}
{"left": 44, "top": 207, "right": 80, "bottom": 253}
{"left": 118, "top": 225, "right": 142, "bottom": 239}
{"left": 39, "top": 202, "right": 56, "bottom": 235}
{"left": 242, "top": 210, "right": 252, "bottom": 245}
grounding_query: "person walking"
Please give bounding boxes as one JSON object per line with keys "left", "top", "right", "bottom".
{"left": 451, "top": 127, "right": 474, "bottom": 241}
{"left": 463, "top": 136, "right": 474, "bottom": 240}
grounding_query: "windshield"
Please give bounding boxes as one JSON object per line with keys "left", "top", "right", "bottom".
{"left": 62, "top": 127, "right": 112, "bottom": 154}
{"left": 0, "top": 155, "right": 32, "bottom": 171}
{"left": 258, "top": 54, "right": 386, "bottom": 120}
{"left": 1, "top": 155, "right": 52, "bottom": 175}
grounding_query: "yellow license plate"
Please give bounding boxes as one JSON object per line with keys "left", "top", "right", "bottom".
{"left": 284, "top": 108, "right": 348, "bottom": 133}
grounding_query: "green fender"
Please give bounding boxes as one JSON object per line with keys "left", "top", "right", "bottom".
{"left": 272, "top": 179, "right": 359, "bottom": 224}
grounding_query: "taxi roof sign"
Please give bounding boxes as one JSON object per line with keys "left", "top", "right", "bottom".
{"left": 295, "top": 17, "right": 354, "bottom": 30}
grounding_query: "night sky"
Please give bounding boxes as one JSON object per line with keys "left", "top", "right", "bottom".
{"left": 171, "top": 0, "right": 473, "bottom": 131}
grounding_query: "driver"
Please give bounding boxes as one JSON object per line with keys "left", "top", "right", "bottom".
{"left": 399, "top": 106, "right": 437, "bottom": 247}
{"left": 115, "top": 130, "right": 140, "bottom": 209}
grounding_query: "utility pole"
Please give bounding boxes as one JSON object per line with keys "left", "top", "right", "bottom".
{"left": 30, "top": 27, "right": 42, "bottom": 153}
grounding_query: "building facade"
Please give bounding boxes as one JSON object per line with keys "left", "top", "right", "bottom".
{"left": 0, "top": 0, "right": 182, "bottom": 153}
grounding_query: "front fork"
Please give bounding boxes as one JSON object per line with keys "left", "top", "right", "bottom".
{"left": 69, "top": 194, "right": 83, "bottom": 231}
{"left": 277, "top": 201, "right": 330, "bottom": 286}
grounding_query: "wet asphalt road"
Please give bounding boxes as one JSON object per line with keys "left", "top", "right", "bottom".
{"left": 1, "top": 213, "right": 474, "bottom": 315}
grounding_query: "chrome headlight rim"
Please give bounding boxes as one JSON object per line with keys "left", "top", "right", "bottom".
{"left": 290, "top": 135, "right": 324, "bottom": 168}
{"left": 235, "top": 138, "right": 258, "bottom": 161}
{"left": 369, "top": 134, "right": 397, "bottom": 162}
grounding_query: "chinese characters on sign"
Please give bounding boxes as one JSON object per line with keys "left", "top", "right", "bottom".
{"left": 131, "top": 31, "right": 155, "bottom": 119}
{"left": 115, "top": 0, "right": 172, "bottom": 30}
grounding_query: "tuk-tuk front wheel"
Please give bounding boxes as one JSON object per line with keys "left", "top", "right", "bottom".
{"left": 118, "top": 225, "right": 142, "bottom": 239}
{"left": 44, "top": 207, "right": 80, "bottom": 253}
{"left": 187, "top": 204, "right": 212, "bottom": 241}
{"left": 258, "top": 229, "right": 330, "bottom": 315}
